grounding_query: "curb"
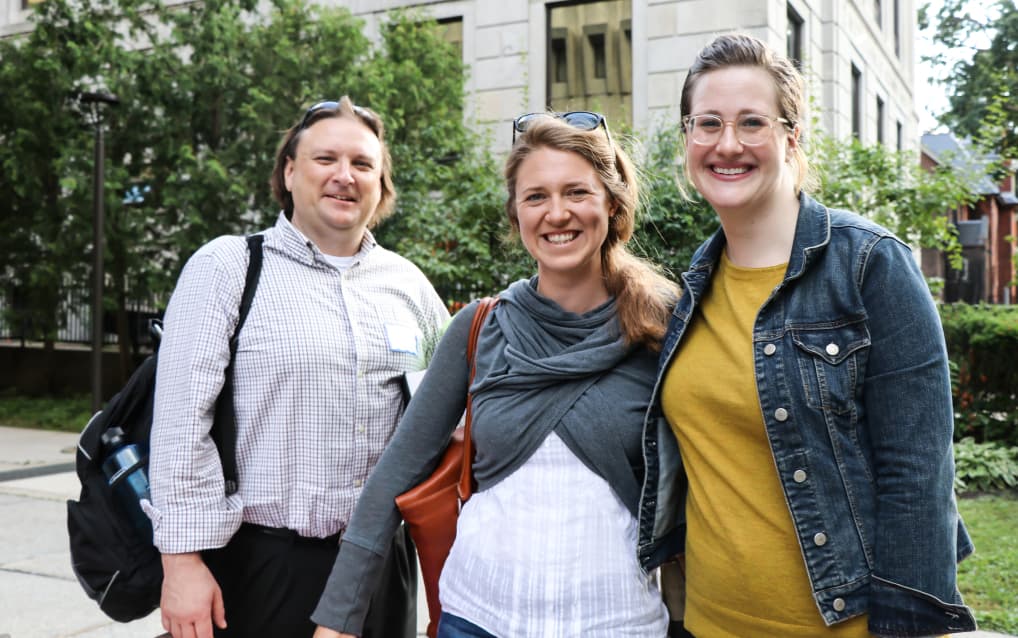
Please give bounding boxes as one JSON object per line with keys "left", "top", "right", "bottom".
{"left": 0, "top": 462, "right": 76, "bottom": 482}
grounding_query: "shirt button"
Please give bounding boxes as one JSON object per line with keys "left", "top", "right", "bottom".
{"left": 353, "top": 479, "right": 363, "bottom": 488}
{"left": 774, "top": 408, "right": 789, "bottom": 422}
{"left": 832, "top": 598, "right": 846, "bottom": 612}
{"left": 793, "top": 469, "right": 807, "bottom": 483}
{"left": 763, "top": 343, "right": 777, "bottom": 356}
{"left": 825, "top": 342, "right": 840, "bottom": 356}
{"left": 813, "top": 532, "right": 828, "bottom": 546}
{"left": 357, "top": 425, "right": 366, "bottom": 434}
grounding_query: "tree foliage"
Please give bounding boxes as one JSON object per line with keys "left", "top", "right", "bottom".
{"left": 366, "top": 16, "right": 532, "bottom": 305}
{"left": 0, "top": 0, "right": 149, "bottom": 351}
{"left": 0, "top": 0, "right": 990, "bottom": 389}
{"left": 811, "top": 132, "right": 977, "bottom": 268}
{"left": 920, "top": 0, "right": 1018, "bottom": 157}
{"left": 627, "top": 124, "right": 974, "bottom": 279}
{"left": 0, "top": 0, "right": 507, "bottom": 380}
{"left": 630, "top": 123, "right": 717, "bottom": 279}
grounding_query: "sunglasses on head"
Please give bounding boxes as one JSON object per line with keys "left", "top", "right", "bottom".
{"left": 296, "top": 100, "right": 374, "bottom": 132}
{"left": 512, "top": 111, "right": 611, "bottom": 145}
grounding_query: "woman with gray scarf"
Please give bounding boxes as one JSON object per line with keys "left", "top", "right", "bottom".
{"left": 312, "top": 112, "right": 679, "bottom": 638}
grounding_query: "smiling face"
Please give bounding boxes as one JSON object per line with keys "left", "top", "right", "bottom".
{"left": 514, "top": 146, "right": 613, "bottom": 293}
{"left": 284, "top": 116, "right": 383, "bottom": 256}
{"left": 685, "top": 65, "right": 800, "bottom": 218}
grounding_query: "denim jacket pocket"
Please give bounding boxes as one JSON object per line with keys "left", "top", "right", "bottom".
{"left": 791, "top": 320, "right": 871, "bottom": 416}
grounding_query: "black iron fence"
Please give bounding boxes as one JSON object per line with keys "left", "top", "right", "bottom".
{"left": 0, "top": 287, "right": 163, "bottom": 350}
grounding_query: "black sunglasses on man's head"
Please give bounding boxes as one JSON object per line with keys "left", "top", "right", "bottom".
{"left": 512, "top": 111, "right": 611, "bottom": 145}
{"left": 296, "top": 100, "right": 374, "bottom": 132}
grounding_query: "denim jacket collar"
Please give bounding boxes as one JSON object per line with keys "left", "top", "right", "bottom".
{"left": 687, "top": 192, "right": 829, "bottom": 284}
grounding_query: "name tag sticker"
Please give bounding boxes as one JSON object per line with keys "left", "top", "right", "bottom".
{"left": 385, "top": 323, "right": 421, "bottom": 355}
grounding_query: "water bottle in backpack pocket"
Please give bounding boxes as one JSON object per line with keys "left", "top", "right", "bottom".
{"left": 100, "top": 426, "right": 153, "bottom": 541}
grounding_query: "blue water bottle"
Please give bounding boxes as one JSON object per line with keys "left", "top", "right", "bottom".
{"left": 101, "top": 426, "right": 153, "bottom": 541}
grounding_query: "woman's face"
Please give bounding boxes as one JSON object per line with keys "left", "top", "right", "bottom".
{"left": 685, "top": 65, "right": 799, "bottom": 218}
{"left": 514, "top": 146, "right": 612, "bottom": 289}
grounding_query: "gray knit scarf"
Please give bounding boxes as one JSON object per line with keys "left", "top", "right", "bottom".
{"left": 468, "top": 278, "right": 657, "bottom": 516}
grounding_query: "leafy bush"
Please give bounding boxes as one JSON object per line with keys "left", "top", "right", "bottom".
{"left": 953, "top": 437, "right": 1018, "bottom": 493}
{"left": 0, "top": 392, "right": 92, "bottom": 432}
{"left": 940, "top": 303, "right": 1018, "bottom": 446}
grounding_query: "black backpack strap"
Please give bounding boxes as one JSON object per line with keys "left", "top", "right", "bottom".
{"left": 211, "top": 234, "right": 264, "bottom": 496}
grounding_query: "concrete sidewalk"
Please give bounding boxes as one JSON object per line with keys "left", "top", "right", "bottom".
{"left": 0, "top": 424, "right": 428, "bottom": 638}
{"left": 0, "top": 424, "right": 1011, "bottom": 638}
{"left": 0, "top": 425, "right": 165, "bottom": 637}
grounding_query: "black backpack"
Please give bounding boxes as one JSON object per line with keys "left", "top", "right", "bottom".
{"left": 66, "top": 234, "right": 264, "bottom": 622}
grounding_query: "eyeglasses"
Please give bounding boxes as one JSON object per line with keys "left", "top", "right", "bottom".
{"left": 296, "top": 100, "right": 374, "bottom": 132}
{"left": 512, "top": 111, "right": 611, "bottom": 145}
{"left": 681, "top": 113, "right": 791, "bottom": 146}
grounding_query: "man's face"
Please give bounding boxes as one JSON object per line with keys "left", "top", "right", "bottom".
{"left": 285, "top": 116, "right": 383, "bottom": 256}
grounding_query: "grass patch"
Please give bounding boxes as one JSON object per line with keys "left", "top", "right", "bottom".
{"left": 958, "top": 491, "right": 1018, "bottom": 634}
{"left": 0, "top": 392, "right": 93, "bottom": 433}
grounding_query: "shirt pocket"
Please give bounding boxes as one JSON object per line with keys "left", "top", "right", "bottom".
{"left": 791, "top": 319, "right": 870, "bottom": 416}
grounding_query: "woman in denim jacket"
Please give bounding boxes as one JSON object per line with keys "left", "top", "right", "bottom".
{"left": 637, "top": 33, "right": 976, "bottom": 637}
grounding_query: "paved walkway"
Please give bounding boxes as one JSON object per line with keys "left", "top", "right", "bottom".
{"left": 0, "top": 425, "right": 426, "bottom": 638}
{"left": 0, "top": 424, "right": 1011, "bottom": 637}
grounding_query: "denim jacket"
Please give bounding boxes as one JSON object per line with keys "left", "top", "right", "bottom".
{"left": 637, "top": 193, "right": 976, "bottom": 637}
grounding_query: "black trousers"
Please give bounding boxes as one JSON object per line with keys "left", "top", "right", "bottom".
{"left": 203, "top": 523, "right": 417, "bottom": 638}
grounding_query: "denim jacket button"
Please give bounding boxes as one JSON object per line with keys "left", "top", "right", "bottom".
{"left": 763, "top": 343, "right": 777, "bottom": 356}
{"left": 832, "top": 597, "right": 846, "bottom": 611}
{"left": 793, "top": 469, "right": 807, "bottom": 483}
{"left": 813, "top": 532, "right": 828, "bottom": 546}
{"left": 825, "top": 342, "right": 840, "bottom": 356}
{"left": 774, "top": 408, "right": 789, "bottom": 422}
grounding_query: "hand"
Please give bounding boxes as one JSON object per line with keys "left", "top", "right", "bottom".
{"left": 160, "top": 552, "right": 227, "bottom": 638}
{"left": 312, "top": 627, "right": 357, "bottom": 638}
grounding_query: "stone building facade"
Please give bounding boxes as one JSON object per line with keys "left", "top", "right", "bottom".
{"left": 2, "top": 0, "right": 920, "bottom": 151}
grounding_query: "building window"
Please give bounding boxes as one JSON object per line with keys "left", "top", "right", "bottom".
{"left": 586, "top": 30, "right": 607, "bottom": 79}
{"left": 876, "top": 96, "right": 885, "bottom": 144}
{"left": 896, "top": 120, "right": 903, "bottom": 151}
{"left": 619, "top": 18, "right": 632, "bottom": 97}
{"left": 438, "top": 17, "right": 463, "bottom": 59}
{"left": 851, "top": 64, "right": 862, "bottom": 140}
{"left": 547, "top": 0, "right": 632, "bottom": 126}
{"left": 874, "top": 0, "right": 882, "bottom": 28}
{"left": 893, "top": 0, "right": 901, "bottom": 56}
{"left": 787, "top": 5, "right": 804, "bottom": 69}
{"left": 551, "top": 34, "right": 568, "bottom": 83}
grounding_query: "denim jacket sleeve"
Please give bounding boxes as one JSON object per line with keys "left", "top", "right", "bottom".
{"left": 857, "top": 236, "right": 975, "bottom": 635}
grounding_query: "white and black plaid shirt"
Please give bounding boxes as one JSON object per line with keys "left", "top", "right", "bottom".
{"left": 147, "top": 214, "right": 449, "bottom": 553}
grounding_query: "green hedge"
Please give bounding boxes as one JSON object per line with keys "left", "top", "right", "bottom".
{"left": 939, "top": 303, "right": 1018, "bottom": 446}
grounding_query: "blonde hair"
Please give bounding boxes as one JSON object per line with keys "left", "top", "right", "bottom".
{"left": 505, "top": 117, "right": 679, "bottom": 349}
{"left": 680, "top": 33, "right": 816, "bottom": 194}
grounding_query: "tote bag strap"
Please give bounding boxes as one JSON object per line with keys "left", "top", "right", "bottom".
{"left": 458, "top": 296, "right": 497, "bottom": 503}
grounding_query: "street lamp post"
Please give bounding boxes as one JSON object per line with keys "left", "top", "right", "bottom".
{"left": 78, "top": 90, "right": 120, "bottom": 413}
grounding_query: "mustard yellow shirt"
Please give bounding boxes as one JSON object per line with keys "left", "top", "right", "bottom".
{"left": 661, "top": 253, "right": 870, "bottom": 637}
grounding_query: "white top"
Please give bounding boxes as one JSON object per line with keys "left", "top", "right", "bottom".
{"left": 322, "top": 253, "right": 356, "bottom": 272}
{"left": 147, "top": 214, "right": 449, "bottom": 553}
{"left": 440, "top": 432, "right": 669, "bottom": 637}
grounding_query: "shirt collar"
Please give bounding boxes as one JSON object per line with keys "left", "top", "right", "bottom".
{"left": 274, "top": 212, "right": 377, "bottom": 267}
